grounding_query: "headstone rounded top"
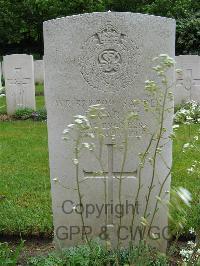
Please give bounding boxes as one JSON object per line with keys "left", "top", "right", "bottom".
{"left": 43, "top": 12, "right": 175, "bottom": 25}
{"left": 43, "top": 11, "right": 175, "bottom": 94}
{"left": 176, "top": 55, "right": 199, "bottom": 57}
{"left": 3, "top": 54, "right": 33, "bottom": 59}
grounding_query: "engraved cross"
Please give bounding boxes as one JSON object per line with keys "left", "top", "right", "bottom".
{"left": 84, "top": 143, "right": 137, "bottom": 225}
{"left": 7, "top": 67, "right": 31, "bottom": 108}
{"left": 177, "top": 69, "right": 194, "bottom": 100}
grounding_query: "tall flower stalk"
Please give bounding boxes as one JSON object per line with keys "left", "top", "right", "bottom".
{"left": 61, "top": 55, "right": 193, "bottom": 252}
{"left": 141, "top": 55, "right": 175, "bottom": 239}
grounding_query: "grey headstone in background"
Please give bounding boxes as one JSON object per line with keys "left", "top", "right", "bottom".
{"left": 34, "top": 59, "right": 44, "bottom": 84}
{"left": 44, "top": 12, "right": 175, "bottom": 251}
{"left": 175, "top": 55, "right": 200, "bottom": 104}
{"left": 0, "top": 62, "right": 2, "bottom": 87}
{"left": 3, "top": 54, "right": 36, "bottom": 114}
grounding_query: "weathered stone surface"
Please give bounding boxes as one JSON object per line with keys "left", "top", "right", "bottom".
{"left": 3, "top": 54, "right": 36, "bottom": 114}
{"left": 34, "top": 59, "right": 44, "bottom": 84}
{"left": 175, "top": 55, "right": 200, "bottom": 104}
{"left": 44, "top": 12, "right": 175, "bottom": 251}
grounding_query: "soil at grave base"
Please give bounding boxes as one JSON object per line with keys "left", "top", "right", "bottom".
{"left": 0, "top": 235, "right": 194, "bottom": 265}
{"left": 0, "top": 114, "right": 13, "bottom": 121}
{"left": 35, "top": 92, "right": 44, "bottom": 96}
{"left": 0, "top": 114, "right": 42, "bottom": 121}
{"left": 0, "top": 235, "right": 55, "bottom": 265}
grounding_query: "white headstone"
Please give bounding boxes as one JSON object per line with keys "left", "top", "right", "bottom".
{"left": 0, "top": 62, "right": 2, "bottom": 87}
{"left": 3, "top": 54, "right": 36, "bottom": 114}
{"left": 44, "top": 12, "right": 175, "bottom": 251}
{"left": 34, "top": 59, "right": 44, "bottom": 84}
{"left": 175, "top": 55, "right": 200, "bottom": 104}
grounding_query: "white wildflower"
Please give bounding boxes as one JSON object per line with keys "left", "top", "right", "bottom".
{"left": 173, "top": 124, "right": 179, "bottom": 129}
{"left": 187, "top": 241, "right": 196, "bottom": 248}
{"left": 183, "top": 143, "right": 190, "bottom": 149}
{"left": 156, "top": 147, "right": 162, "bottom": 153}
{"left": 82, "top": 142, "right": 90, "bottom": 149}
{"left": 140, "top": 217, "right": 148, "bottom": 226}
{"left": 75, "top": 115, "right": 85, "bottom": 119}
{"left": 63, "top": 129, "right": 69, "bottom": 134}
{"left": 189, "top": 227, "right": 196, "bottom": 234}
{"left": 186, "top": 116, "right": 193, "bottom": 121}
{"left": 187, "top": 167, "right": 194, "bottom": 174}
{"left": 180, "top": 249, "right": 193, "bottom": 261}
{"left": 67, "top": 124, "right": 74, "bottom": 128}
{"left": 87, "top": 133, "right": 95, "bottom": 138}
{"left": 150, "top": 232, "right": 158, "bottom": 239}
{"left": 148, "top": 158, "right": 153, "bottom": 163}
{"left": 73, "top": 158, "right": 79, "bottom": 165}
{"left": 74, "top": 118, "right": 83, "bottom": 124}
{"left": 177, "top": 187, "right": 192, "bottom": 207}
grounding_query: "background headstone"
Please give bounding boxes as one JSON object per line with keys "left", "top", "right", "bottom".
{"left": 3, "top": 54, "right": 36, "bottom": 114}
{"left": 175, "top": 55, "right": 200, "bottom": 104}
{"left": 0, "top": 62, "right": 2, "bottom": 87}
{"left": 34, "top": 59, "right": 44, "bottom": 84}
{"left": 44, "top": 12, "right": 175, "bottom": 251}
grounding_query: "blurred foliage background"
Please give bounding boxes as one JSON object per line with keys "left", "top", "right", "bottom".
{"left": 0, "top": 0, "right": 199, "bottom": 58}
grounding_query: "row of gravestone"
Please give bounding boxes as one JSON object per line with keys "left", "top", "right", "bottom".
{"left": 0, "top": 12, "right": 198, "bottom": 252}
{"left": 0, "top": 53, "right": 199, "bottom": 115}
{"left": 0, "top": 57, "right": 44, "bottom": 85}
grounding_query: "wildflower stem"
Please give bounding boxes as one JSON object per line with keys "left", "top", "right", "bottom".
{"left": 142, "top": 74, "right": 169, "bottom": 239}
{"left": 117, "top": 127, "right": 128, "bottom": 249}
{"left": 75, "top": 138, "right": 91, "bottom": 248}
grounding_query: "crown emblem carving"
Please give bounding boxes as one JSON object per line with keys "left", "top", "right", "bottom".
{"left": 97, "top": 24, "right": 123, "bottom": 44}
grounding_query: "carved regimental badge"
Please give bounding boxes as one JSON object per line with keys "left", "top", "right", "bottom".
{"left": 79, "top": 23, "right": 140, "bottom": 92}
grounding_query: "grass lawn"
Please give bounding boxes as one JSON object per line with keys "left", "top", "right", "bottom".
{"left": 0, "top": 112, "right": 199, "bottom": 236}
{"left": 35, "top": 84, "right": 44, "bottom": 95}
{"left": 0, "top": 121, "right": 52, "bottom": 236}
{"left": 171, "top": 124, "right": 200, "bottom": 233}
